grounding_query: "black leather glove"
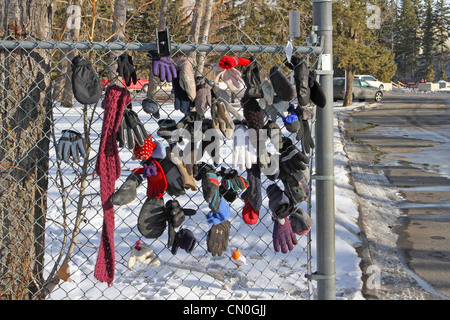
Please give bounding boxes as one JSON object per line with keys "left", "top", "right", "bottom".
{"left": 117, "top": 108, "right": 147, "bottom": 149}
{"left": 242, "top": 57, "right": 263, "bottom": 98}
{"left": 117, "top": 53, "right": 137, "bottom": 86}
{"left": 158, "top": 156, "right": 186, "bottom": 197}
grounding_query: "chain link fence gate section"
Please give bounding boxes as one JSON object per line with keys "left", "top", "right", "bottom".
{"left": 0, "top": 33, "right": 323, "bottom": 300}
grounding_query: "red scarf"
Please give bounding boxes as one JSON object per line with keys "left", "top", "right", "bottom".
{"left": 94, "top": 85, "right": 130, "bottom": 286}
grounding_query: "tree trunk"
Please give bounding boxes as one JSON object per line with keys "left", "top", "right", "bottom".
{"left": 188, "top": 0, "right": 206, "bottom": 63}
{"left": 109, "top": 0, "right": 128, "bottom": 86}
{"left": 196, "top": 0, "right": 213, "bottom": 76}
{"left": 147, "top": 0, "right": 169, "bottom": 101}
{"left": 0, "top": 0, "right": 53, "bottom": 300}
{"left": 343, "top": 67, "right": 355, "bottom": 107}
{"left": 53, "top": 0, "right": 81, "bottom": 108}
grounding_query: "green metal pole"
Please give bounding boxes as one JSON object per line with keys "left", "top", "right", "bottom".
{"left": 312, "top": 0, "right": 336, "bottom": 300}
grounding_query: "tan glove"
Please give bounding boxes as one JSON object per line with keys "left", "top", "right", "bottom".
{"left": 169, "top": 152, "right": 198, "bottom": 191}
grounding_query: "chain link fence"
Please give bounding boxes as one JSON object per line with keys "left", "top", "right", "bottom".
{"left": 0, "top": 33, "right": 323, "bottom": 300}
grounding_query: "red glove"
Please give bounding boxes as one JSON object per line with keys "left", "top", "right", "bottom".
{"left": 219, "top": 56, "right": 251, "bottom": 69}
{"left": 133, "top": 160, "right": 167, "bottom": 198}
{"left": 242, "top": 198, "right": 259, "bottom": 225}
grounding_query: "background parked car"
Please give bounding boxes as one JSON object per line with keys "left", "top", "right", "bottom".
{"left": 354, "top": 75, "right": 385, "bottom": 90}
{"left": 333, "top": 77, "right": 383, "bottom": 102}
{"left": 100, "top": 76, "right": 149, "bottom": 92}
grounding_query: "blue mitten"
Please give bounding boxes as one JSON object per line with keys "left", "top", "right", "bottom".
{"left": 281, "top": 104, "right": 300, "bottom": 133}
{"left": 206, "top": 198, "right": 230, "bottom": 225}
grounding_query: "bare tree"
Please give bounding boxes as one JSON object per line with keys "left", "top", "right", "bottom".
{"left": 109, "top": 0, "right": 128, "bottom": 86}
{"left": 196, "top": 0, "right": 213, "bottom": 76}
{"left": 0, "top": 0, "right": 53, "bottom": 300}
{"left": 54, "top": 0, "right": 82, "bottom": 108}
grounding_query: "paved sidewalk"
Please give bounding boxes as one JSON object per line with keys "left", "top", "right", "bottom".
{"left": 338, "top": 92, "right": 450, "bottom": 300}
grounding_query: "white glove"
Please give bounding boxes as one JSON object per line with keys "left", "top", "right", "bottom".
{"left": 232, "top": 123, "right": 257, "bottom": 171}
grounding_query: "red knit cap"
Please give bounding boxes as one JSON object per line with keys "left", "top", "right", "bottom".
{"left": 133, "top": 134, "right": 156, "bottom": 160}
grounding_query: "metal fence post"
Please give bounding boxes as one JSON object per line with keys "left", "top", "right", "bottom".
{"left": 312, "top": 0, "right": 336, "bottom": 300}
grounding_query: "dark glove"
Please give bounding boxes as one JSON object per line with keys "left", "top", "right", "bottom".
{"left": 207, "top": 220, "right": 230, "bottom": 257}
{"left": 218, "top": 167, "right": 248, "bottom": 203}
{"left": 241, "top": 164, "right": 262, "bottom": 212}
{"left": 173, "top": 76, "right": 194, "bottom": 114}
{"left": 56, "top": 130, "right": 87, "bottom": 164}
{"left": 272, "top": 218, "right": 298, "bottom": 254}
{"left": 267, "top": 184, "right": 292, "bottom": 221}
{"left": 138, "top": 196, "right": 167, "bottom": 239}
{"left": 117, "top": 108, "right": 148, "bottom": 149}
{"left": 194, "top": 162, "right": 221, "bottom": 213}
{"left": 280, "top": 137, "right": 309, "bottom": 175}
{"left": 158, "top": 157, "right": 186, "bottom": 197}
{"left": 150, "top": 53, "right": 177, "bottom": 82}
{"left": 142, "top": 98, "right": 160, "bottom": 119}
{"left": 111, "top": 172, "right": 143, "bottom": 206}
{"left": 309, "top": 70, "right": 326, "bottom": 108}
{"left": 194, "top": 76, "right": 212, "bottom": 115}
{"left": 285, "top": 55, "right": 310, "bottom": 106}
{"left": 164, "top": 199, "right": 195, "bottom": 248}
{"left": 300, "top": 119, "right": 315, "bottom": 155}
{"left": 117, "top": 53, "right": 137, "bottom": 86}
{"left": 171, "top": 228, "right": 197, "bottom": 255}
{"left": 269, "top": 65, "right": 296, "bottom": 101}
{"left": 242, "top": 57, "right": 263, "bottom": 98}
{"left": 290, "top": 208, "right": 313, "bottom": 236}
{"left": 282, "top": 171, "right": 308, "bottom": 204}
{"left": 206, "top": 198, "right": 230, "bottom": 225}
{"left": 281, "top": 104, "right": 301, "bottom": 133}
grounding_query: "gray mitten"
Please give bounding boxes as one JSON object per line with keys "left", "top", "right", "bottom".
{"left": 290, "top": 208, "right": 313, "bottom": 235}
{"left": 111, "top": 172, "right": 143, "bottom": 206}
{"left": 138, "top": 196, "right": 167, "bottom": 239}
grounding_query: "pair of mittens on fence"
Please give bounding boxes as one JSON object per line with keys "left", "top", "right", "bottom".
{"left": 285, "top": 55, "right": 326, "bottom": 108}
{"left": 56, "top": 130, "right": 87, "bottom": 164}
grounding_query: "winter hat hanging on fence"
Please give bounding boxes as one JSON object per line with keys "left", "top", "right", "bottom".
{"left": 94, "top": 84, "right": 130, "bottom": 286}
{"left": 133, "top": 134, "right": 156, "bottom": 161}
{"left": 219, "top": 55, "right": 251, "bottom": 69}
{"left": 71, "top": 55, "right": 102, "bottom": 105}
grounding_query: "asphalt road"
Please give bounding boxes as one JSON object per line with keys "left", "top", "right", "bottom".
{"left": 339, "top": 91, "right": 450, "bottom": 300}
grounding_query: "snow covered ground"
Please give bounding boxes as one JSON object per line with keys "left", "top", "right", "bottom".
{"left": 44, "top": 96, "right": 368, "bottom": 300}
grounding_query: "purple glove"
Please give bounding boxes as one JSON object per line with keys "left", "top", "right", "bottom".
{"left": 152, "top": 56, "right": 177, "bottom": 82}
{"left": 273, "top": 218, "right": 298, "bottom": 253}
{"left": 142, "top": 161, "right": 158, "bottom": 178}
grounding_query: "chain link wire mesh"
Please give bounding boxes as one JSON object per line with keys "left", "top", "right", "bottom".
{"left": 0, "top": 33, "right": 322, "bottom": 300}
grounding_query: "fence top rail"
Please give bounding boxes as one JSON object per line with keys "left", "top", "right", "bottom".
{"left": 0, "top": 39, "right": 322, "bottom": 55}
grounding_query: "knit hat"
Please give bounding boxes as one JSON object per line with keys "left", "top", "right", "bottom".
{"left": 133, "top": 134, "right": 156, "bottom": 160}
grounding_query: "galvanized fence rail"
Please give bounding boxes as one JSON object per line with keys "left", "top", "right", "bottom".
{"left": 0, "top": 34, "right": 323, "bottom": 300}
